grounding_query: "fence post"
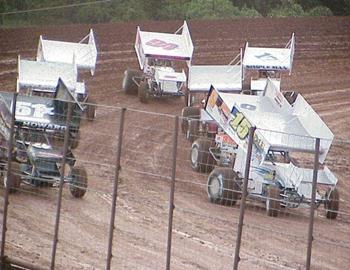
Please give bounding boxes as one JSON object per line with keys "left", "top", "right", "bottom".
{"left": 233, "top": 126, "right": 256, "bottom": 270}
{"left": 0, "top": 93, "right": 18, "bottom": 263}
{"left": 306, "top": 137, "right": 320, "bottom": 270}
{"left": 50, "top": 102, "right": 73, "bottom": 270}
{"left": 106, "top": 108, "right": 126, "bottom": 270}
{"left": 165, "top": 116, "right": 179, "bottom": 270}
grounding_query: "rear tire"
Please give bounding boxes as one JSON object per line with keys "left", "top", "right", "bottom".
{"left": 325, "top": 188, "right": 339, "bottom": 219}
{"left": 190, "top": 138, "right": 215, "bottom": 173}
{"left": 266, "top": 186, "right": 281, "bottom": 217}
{"left": 138, "top": 81, "right": 149, "bottom": 103}
{"left": 69, "top": 166, "right": 88, "bottom": 198}
{"left": 207, "top": 168, "right": 240, "bottom": 206}
{"left": 123, "top": 69, "right": 140, "bottom": 95}
{"left": 181, "top": 107, "right": 200, "bottom": 134}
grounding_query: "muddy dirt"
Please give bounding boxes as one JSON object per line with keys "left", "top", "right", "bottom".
{"left": 0, "top": 17, "right": 350, "bottom": 269}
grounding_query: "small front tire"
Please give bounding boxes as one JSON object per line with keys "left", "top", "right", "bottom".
{"left": 325, "top": 188, "right": 339, "bottom": 220}
{"left": 138, "top": 81, "right": 149, "bottom": 103}
{"left": 123, "top": 69, "right": 141, "bottom": 95}
{"left": 181, "top": 107, "right": 200, "bottom": 135}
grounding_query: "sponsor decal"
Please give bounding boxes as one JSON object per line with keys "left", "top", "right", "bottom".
{"left": 21, "top": 121, "right": 66, "bottom": 131}
{"left": 255, "top": 52, "right": 278, "bottom": 61}
{"left": 164, "top": 75, "right": 177, "bottom": 79}
{"left": 15, "top": 101, "right": 65, "bottom": 130}
{"left": 146, "top": 39, "right": 178, "bottom": 50}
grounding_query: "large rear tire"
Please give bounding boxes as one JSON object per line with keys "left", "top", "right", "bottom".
{"left": 325, "top": 188, "right": 339, "bottom": 219}
{"left": 266, "top": 186, "right": 281, "bottom": 217}
{"left": 207, "top": 168, "right": 240, "bottom": 206}
{"left": 123, "top": 69, "right": 140, "bottom": 95}
{"left": 191, "top": 138, "right": 215, "bottom": 173}
{"left": 181, "top": 107, "right": 200, "bottom": 134}
{"left": 69, "top": 166, "right": 88, "bottom": 198}
{"left": 138, "top": 81, "right": 149, "bottom": 103}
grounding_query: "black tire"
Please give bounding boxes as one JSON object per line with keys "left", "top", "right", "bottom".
{"left": 191, "top": 138, "right": 215, "bottom": 173}
{"left": 70, "top": 131, "right": 80, "bottom": 149}
{"left": 6, "top": 162, "right": 22, "bottom": 193}
{"left": 184, "top": 88, "right": 190, "bottom": 107}
{"left": 69, "top": 166, "right": 88, "bottom": 198}
{"left": 242, "top": 89, "right": 252, "bottom": 95}
{"left": 207, "top": 168, "right": 240, "bottom": 206}
{"left": 122, "top": 69, "right": 141, "bottom": 95}
{"left": 325, "top": 188, "right": 339, "bottom": 219}
{"left": 187, "top": 119, "right": 199, "bottom": 143}
{"left": 283, "top": 91, "right": 299, "bottom": 105}
{"left": 86, "top": 97, "right": 96, "bottom": 121}
{"left": 181, "top": 107, "right": 200, "bottom": 134}
{"left": 266, "top": 186, "right": 281, "bottom": 217}
{"left": 138, "top": 81, "right": 149, "bottom": 103}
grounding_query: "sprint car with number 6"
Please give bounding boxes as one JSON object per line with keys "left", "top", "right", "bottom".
{"left": 0, "top": 80, "right": 87, "bottom": 198}
{"left": 122, "top": 21, "right": 194, "bottom": 103}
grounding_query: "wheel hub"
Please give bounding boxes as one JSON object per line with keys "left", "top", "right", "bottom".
{"left": 191, "top": 146, "right": 199, "bottom": 166}
{"left": 122, "top": 72, "right": 127, "bottom": 89}
{"left": 208, "top": 176, "right": 222, "bottom": 199}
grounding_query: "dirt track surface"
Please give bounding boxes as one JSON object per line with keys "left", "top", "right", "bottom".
{"left": 0, "top": 17, "right": 350, "bottom": 269}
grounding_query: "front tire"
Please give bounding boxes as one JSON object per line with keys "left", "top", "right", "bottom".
{"left": 138, "top": 81, "right": 149, "bottom": 103}
{"left": 181, "top": 107, "right": 200, "bottom": 134}
{"left": 207, "top": 168, "right": 240, "bottom": 206}
{"left": 69, "top": 166, "right": 88, "bottom": 198}
{"left": 190, "top": 138, "right": 215, "bottom": 173}
{"left": 123, "top": 69, "right": 140, "bottom": 95}
{"left": 325, "top": 188, "right": 339, "bottom": 219}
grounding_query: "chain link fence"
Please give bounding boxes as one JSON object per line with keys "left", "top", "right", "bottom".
{"left": 0, "top": 97, "right": 349, "bottom": 269}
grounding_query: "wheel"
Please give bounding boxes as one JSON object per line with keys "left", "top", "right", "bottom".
{"left": 69, "top": 166, "right": 88, "bottom": 198}
{"left": 207, "top": 168, "right": 240, "bottom": 206}
{"left": 138, "top": 80, "right": 149, "bottom": 103}
{"left": 181, "top": 107, "right": 200, "bottom": 134}
{"left": 86, "top": 97, "right": 96, "bottom": 121}
{"left": 283, "top": 91, "right": 299, "bottom": 105}
{"left": 70, "top": 131, "right": 80, "bottom": 149}
{"left": 184, "top": 88, "right": 190, "bottom": 107}
{"left": 5, "top": 162, "right": 22, "bottom": 193}
{"left": 266, "top": 185, "right": 281, "bottom": 217}
{"left": 325, "top": 188, "right": 339, "bottom": 219}
{"left": 187, "top": 119, "right": 199, "bottom": 143}
{"left": 190, "top": 138, "right": 215, "bottom": 173}
{"left": 122, "top": 69, "right": 141, "bottom": 95}
{"left": 242, "top": 89, "right": 252, "bottom": 95}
